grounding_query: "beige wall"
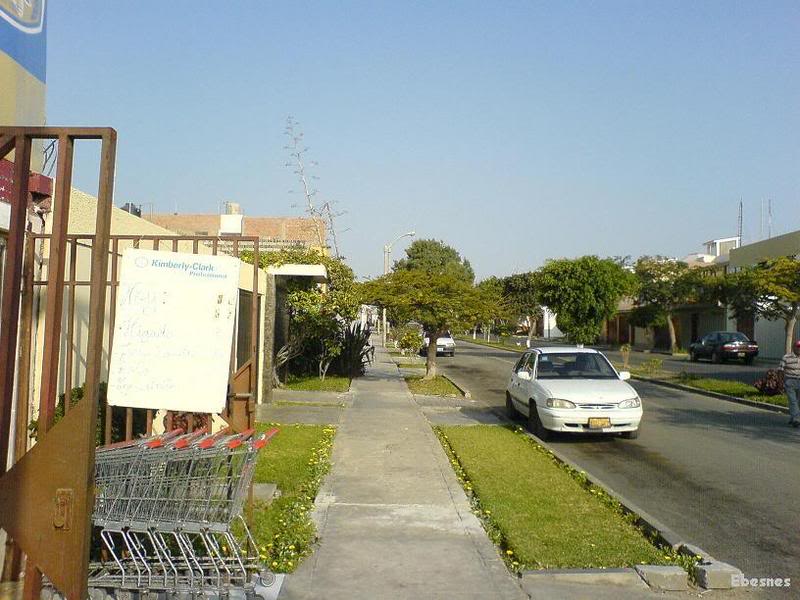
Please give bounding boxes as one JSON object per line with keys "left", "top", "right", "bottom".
{"left": 729, "top": 230, "right": 800, "bottom": 268}
{"left": 26, "top": 189, "right": 268, "bottom": 434}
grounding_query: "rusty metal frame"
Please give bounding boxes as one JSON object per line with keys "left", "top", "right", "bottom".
{"left": 0, "top": 127, "right": 116, "bottom": 600}
{"left": 24, "top": 232, "right": 262, "bottom": 441}
{"left": 0, "top": 128, "right": 264, "bottom": 600}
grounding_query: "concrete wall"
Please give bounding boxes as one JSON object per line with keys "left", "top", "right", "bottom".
{"left": 753, "top": 317, "right": 800, "bottom": 360}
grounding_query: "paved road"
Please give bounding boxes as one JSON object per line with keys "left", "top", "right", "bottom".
{"left": 438, "top": 340, "right": 800, "bottom": 587}
{"left": 465, "top": 336, "right": 777, "bottom": 384}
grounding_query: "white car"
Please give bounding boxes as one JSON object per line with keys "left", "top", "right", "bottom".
{"left": 506, "top": 347, "right": 642, "bottom": 440}
{"left": 423, "top": 331, "right": 456, "bottom": 357}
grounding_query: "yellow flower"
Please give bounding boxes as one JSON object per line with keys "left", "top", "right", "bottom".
{"left": 506, "top": 550, "right": 514, "bottom": 556}
{"left": 272, "top": 561, "right": 278, "bottom": 567}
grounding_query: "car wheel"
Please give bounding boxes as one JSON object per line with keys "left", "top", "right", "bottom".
{"left": 506, "top": 392, "right": 517, "bottom": 419}
{"left": 689, "top": 350, "right": 698, "bottom": 362}
{"left": 527, "top": 401, "right": 551, "bottom": 441}
{"left": 621, "top": 429, "right": 640, "bottom": 440}
{"left": 711, "top": 351, "right": 721, "bottom": 364}
{"left": 744, "top": 356, "right": 754, "bottom": 365}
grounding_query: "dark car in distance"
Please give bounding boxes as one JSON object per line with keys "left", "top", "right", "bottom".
{"left": 688, "top": 331, "right": 759, "bottom": 364}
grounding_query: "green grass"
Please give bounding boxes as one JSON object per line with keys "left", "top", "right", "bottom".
{"left": 676, "top": 376, "right": 788, "bottom": 407}
{"left": 283, "top": 374, "right": 351, "bottom": 392}
{"left": 250, "top": 423, "right": 336, "bottom": 572}
{"left": 404, "top": 375, "right": 463, "bottom": 396}
{"left": 454, "top": 335, "right": 524, "bottom": 353}
{"left": 437, "top": 425, "right": 671, "bottom": 570}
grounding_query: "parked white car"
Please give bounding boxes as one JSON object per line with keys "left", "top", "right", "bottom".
{"left": 506, "top": 347, "right": 641, "bottom": 440}
{"left": 423, "top": 331, "right": 456, "bottom": 357}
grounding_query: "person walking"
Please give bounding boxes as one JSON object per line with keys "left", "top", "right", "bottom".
{"left": 779, "top": 340, "right": 800, "bottom": 428}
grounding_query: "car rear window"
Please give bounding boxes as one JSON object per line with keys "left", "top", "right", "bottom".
{"left": 719, "top": 332, "right": 749, "bottom": 342}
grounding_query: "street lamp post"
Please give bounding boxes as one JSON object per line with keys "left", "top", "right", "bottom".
{"left": 382, "top": 230, "right": 415, "bottom": 346}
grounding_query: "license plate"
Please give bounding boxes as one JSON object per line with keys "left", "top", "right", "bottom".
{"left": 437, "top": 347, "right": 444, "bottom": 352}
{"left": 588, "top": 417, "right": 611, "bottom": 429}
{"left": 738, "top": 352, "right": 745, "bottom": 357}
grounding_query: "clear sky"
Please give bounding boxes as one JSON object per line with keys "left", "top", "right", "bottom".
{"left": 47, "top": 2, "right": 799, "bottom": 280}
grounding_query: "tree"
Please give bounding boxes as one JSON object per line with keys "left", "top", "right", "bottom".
{"left": 535, "top": 256, "right": 634, "bottom": 345}
{"left": 733, "top": 257, "right": 800, "bottom": 354}
{"left": 394, "top": 239, "right": 475, "bottom": 284}
{"left": 364, "top": 269, "right": 500, "bottom": 378}
{"left": 243, "top": 248, "right": 361, "bottom": 383}
{"left": 502, "top": 272, "right": 542, "bottom": 346}
{"left": 633, "top": 257, "right": 702, "bottom": 352}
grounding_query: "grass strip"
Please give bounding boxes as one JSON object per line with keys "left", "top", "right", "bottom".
{"left": 250, "top": 423, "right": 336, "bottom": 572}
{"left": 453, "top": 335, "right": 525, "bottom": 353}
{"left": 676, "top": 376, "right": 787, "bottom": 407}
{"left": 436, "top": 425, "right": 696, "bottom": 572}
{"left": 404, "top": 375, "right": 463, "bottom": 397}
{"left": 396, "top": 362, "right": 426, "bottom": 369}
{"left": 283, "top": 374, "right": 351, "bottom": 392}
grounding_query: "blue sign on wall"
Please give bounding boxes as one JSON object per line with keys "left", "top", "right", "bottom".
{"left": 0, "top": 0, "right": 47, "bottom": 82}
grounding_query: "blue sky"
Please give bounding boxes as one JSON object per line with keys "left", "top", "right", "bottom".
{"left": 47, "top": 2, "right": 799, "bottom": 279}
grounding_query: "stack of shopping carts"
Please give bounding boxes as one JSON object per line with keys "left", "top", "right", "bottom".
{"left": 65, "top": 427, "right": 277, "bottom": 600}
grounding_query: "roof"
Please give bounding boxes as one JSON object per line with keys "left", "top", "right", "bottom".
{"left": 530, "top": 346, "right": 601, "bottom": 354}
{"left": 266, "top": 263, "right": 327, "bottom": 283}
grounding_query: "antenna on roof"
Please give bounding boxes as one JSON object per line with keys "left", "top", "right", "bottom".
{"left": 767, "top": 199, "right": 773, "bottom": 238}
{"left": 737, "top": 199, "right": 742, "bottom": 247}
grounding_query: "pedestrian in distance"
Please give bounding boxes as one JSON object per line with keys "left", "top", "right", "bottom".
{"left": 779, "top": 340, "right": 800, "bottom": 428}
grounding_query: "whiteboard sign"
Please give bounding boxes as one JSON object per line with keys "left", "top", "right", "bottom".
{"left": 107, "top": 249, "right": 241, "bottom": 413}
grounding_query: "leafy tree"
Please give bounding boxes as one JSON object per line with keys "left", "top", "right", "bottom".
{"left": 536, "top": 256, "right": 634, "bottom": 345}
{"left": 394, "top": 239, "right": 475, "bottom": 284}
{"left": 242, "top": 248, "right": 361, "bottom": 382}
{"left": 740, "top": 256, "right": 800, "bottom": 354}
{"left": 633, "top": 257, "right": 703, "bottom": 352}
{"left": 503, "top": 272, "right": 542, "bottom": 346}
{"left": 364, "top": 269, "right": 500, "bottom": 378}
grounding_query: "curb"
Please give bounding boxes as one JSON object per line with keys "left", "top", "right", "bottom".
{"left": 632, "top": 376, "right": 789, "bottom": 414}
{"left": 441, "top": 373, "right": 472, "bottom": 399}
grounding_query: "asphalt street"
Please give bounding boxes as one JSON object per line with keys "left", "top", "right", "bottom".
{"left": 479, "top": 336, "right": 778, "bottom": 384}
{"left": 437, "top": 340, "right": 800, "bottom": 585}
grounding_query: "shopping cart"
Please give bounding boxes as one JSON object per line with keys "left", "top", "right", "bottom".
{"left": 51, "top": 426, "right": 279, "bottom": 600}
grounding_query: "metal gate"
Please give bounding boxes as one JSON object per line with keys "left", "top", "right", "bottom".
{"left": 0, "top": 127, "right": 264, "bottom": 600}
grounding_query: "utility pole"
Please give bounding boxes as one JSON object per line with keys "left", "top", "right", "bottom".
{"left": 381, "top": 230, "right": 415, "bottom": 346}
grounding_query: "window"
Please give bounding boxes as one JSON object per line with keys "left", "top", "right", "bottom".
{"left": 514, "top": 353, "right": 529, "bottom": 372}
{"left": 535, "top": 352, "right": 618, "bottom": 380}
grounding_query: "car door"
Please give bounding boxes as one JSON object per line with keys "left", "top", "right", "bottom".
{"left": 509, "top": 352, "right": 531, "bottom": 405}
{"left": 698, "top": 334, "right": 713, "bottom": 358}
{"left": 514, "top": 352, "right": 538, "bottom": 411}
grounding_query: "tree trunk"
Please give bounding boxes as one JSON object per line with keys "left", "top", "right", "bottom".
{"left": 472, "top": 326, "right": 477, "bottom": 339}
{"left": 784, "top": 304, "right": 798, "bottom": 354}
{"left": 424, "top": 331, "right": 439, "bottom": 380}
{"left": 667, "top": 313, "right": 678, "bottom": 353}
{"left": 527, "top": 316, "right": 535, "bottom": 348}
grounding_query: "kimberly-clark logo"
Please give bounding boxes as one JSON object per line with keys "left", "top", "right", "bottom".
{"left": 0, "top": 0, "right": 46, "bottom": 34}
{"left": 149, "top": 258, "right": 227, "bottom": 280}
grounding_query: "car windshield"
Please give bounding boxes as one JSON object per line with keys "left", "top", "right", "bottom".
{"left": 718, "top": 332, "right": 749, "bottom": 342}
{"left": 535, "top": 352, "right": 618, "bottom": 380}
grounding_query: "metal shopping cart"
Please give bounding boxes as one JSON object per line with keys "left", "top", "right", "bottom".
{"left": 44, "top": 426, "right": 278, "bottom": 600}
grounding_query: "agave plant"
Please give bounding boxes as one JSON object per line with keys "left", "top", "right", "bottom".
{"left": 335, "top": 323, "right": 374, "bottom": 378}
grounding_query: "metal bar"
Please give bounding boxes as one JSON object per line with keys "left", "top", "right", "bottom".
{"left": 193, "top": 239, "right": 199, "bottom": 254}
{"left": 152, "top": 237, "right": 160, "bottom": 251}
{"left": 38, "top": 135, "right": 75, "bottom": 432}
{"left": 63, "top": 240, "right": 78, "bottom": 415}
{"left": 0, "top": 135, "right": 15, "bottom": 158}
{"left": 125, "top": 408, "right": 133, "bottom": 441}
{"left": 0, "top": 127, "right": 114, "bottom": 140}
{"left": 0, "top": 134, "right": 32, "bottom": 471}
{"left": 172, "top": 239, "right": 178, "bottom": 252}
{"left": 250, "top": 243, "right": 259, "bottom": 408}
{"left": 13, "top": 237, "right": 36, "bottom": 461}
{"left": 212, "top": 239, "right": 218, "bottom": 255}
{"left": 74, "top": 129, "right": 117, "bottom": 600}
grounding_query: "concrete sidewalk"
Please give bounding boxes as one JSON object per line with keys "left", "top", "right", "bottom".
{"left": 279, "top": 343, "right": 525, "bottom": 600}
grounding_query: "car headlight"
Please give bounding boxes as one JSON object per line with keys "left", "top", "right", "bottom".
{"left": 618, "top": 397, "right": 641, "bottom": 409}
{"left": 546, "top": 398, "right": 576, "bottom": 409}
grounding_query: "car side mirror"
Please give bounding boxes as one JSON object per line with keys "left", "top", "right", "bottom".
{"left": 517, "top": 370, "right": 531, "bottom": 381}
{"left": 619, "top": 371, "right": 631, "bottom": 381}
